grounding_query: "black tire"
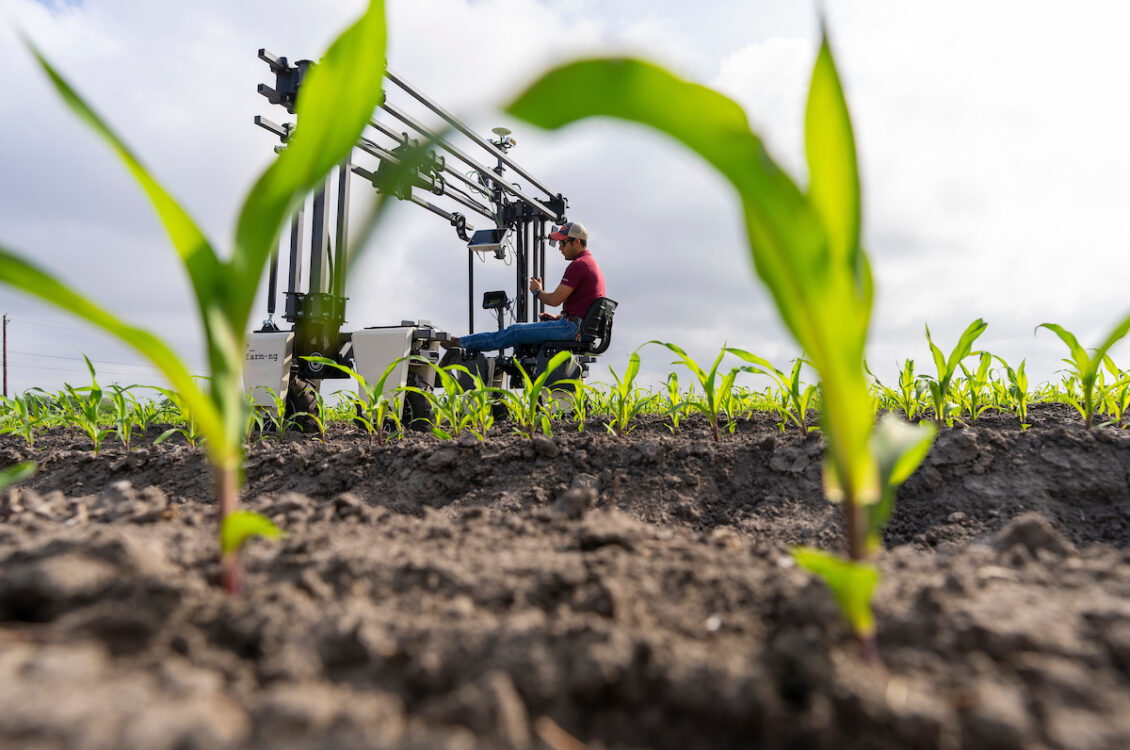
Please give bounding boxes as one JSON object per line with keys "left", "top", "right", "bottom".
{"left": 285, "top": 376, "right": 321, "bottom": 434}
{"left": 401, "top": 389, "right": 434, "bottom": 431}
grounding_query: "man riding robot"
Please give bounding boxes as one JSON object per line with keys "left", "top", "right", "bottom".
{"left": 444, "top": 221, "right": 606, "bottom": 354}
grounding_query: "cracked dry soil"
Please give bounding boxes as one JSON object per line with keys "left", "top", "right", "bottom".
{"left": 1, "top": 402, "right": 1129, "bottom": 750}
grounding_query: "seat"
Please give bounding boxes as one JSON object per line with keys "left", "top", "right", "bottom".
{"left": 539, "top": 297, "right": 618, "bottom": 355}
{"left": 506, "top": 298, "right": 617, "bottom": 385}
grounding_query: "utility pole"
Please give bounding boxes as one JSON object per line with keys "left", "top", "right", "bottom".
{"left": 2, "top": 314, "right": 7, "bottom": 398}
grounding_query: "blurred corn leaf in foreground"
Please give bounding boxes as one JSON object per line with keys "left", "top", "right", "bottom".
{"left": 221, "top": 511, "right": 284, "bottom": 555}
{"left": 0, "top": 462, "right": 36, "bottom": 491}
{"left": 0, "top": 0, "right": 389, "bottom": 593}
{"left": 507, "top": 26, "right": 934, "bottom": 645}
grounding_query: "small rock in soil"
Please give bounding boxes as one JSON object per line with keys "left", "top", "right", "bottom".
{"left": 532, "top": 434, "right": 560, "bottom": 458}
{"left": 992, "top": 512, "right": 1077, "bottom": 558}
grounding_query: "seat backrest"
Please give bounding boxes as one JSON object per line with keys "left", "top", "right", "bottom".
{"left": 578, "top": 297, "right": 617, "bottom": 354}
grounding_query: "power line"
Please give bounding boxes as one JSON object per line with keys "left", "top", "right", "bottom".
{"left": 6, "top": 316, "right": 201, "bottom": 348}
{"left": 8, "top": 349, "right": 205, "bottom": 370}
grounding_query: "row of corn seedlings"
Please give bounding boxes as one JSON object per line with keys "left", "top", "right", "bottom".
{"left": 6, "top": 336, "right": 1127, "bottom": 453}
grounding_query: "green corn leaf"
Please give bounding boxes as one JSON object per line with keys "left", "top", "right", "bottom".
{"left": 925, "top": 326, "right": 948, "bottom": 380}
{"left": 1037, "top": 323, "right": 1088, "bottom": 369}
{"left": 24, "top": 43, "right": 223, "bottom": 319}
{"left": 727, "top": 347, "right": 784, "bottom": 381}
{"left": 1094, "top": 314, "right": 1130, "bottom": 365}
{"left": 233, "top": 0, "right": 388, "bottom": 325}
{"left": 0, "top": 462, "right": 36, "bottom": 490}
{"left": 792, "top": 546, "right": 879, "bottom": 637}
{"left": 220, "top": 510, "right": 283, "bottom": 555}
{"left": 624, "top": 351, "right": 641, "bottom": 391}
{"left": 649, "top": 340, "right": 708, "bottom": 383}
{"left": 0, "top": 248, "right": 225, "bottom": 463}
{"left": 805, "top": 32, "right": 861, "bottom": 274}
{"left": 947, "top": 319, "right": 988, "bottom": 375}
{"left": 866, "top": 414, "right": 936, "bottom": 550}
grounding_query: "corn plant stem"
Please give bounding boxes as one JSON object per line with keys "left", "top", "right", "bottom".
{"left": 843, "top": 494, "right": 865, "bottom": 561}
{"left": 217, "top": 464, "right": 241, "bottom": 595}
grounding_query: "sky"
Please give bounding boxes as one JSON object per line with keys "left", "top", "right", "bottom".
{"left": 2, "top": 0, "right": 1129, "bottom": 399}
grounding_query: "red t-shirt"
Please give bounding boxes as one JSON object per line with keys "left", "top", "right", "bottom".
{"left": 560, "top": 249, "right": 605, "bottom": 317}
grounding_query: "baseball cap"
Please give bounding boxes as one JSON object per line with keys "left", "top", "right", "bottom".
{"left": 548, "top": 221, "right": 588, "bottom": 244}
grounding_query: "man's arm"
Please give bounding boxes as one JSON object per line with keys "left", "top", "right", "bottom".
{"left": 530, "top": 276, "right": 574, "bottom": 308}
{"left": 538, "top": 282, "right": 574, "bottom": 308}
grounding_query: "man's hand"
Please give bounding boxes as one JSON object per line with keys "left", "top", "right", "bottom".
{"left": 538, "top": 312, "right": 561, "bottom": 321}
{"left": 529, "top": 276, "right": 543, "bottom": 293}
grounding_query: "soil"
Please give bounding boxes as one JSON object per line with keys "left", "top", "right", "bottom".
{"left": 1, "top": 402, "right": 1129, "bottom": 750}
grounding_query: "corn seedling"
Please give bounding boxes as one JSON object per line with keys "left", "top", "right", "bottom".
{"left": 894, "top": 360, "right": 925, "bottom": 420}
{"left": 649, "top": 342, "right": 740, "bottom": 442}
{"left": 105, "top": 383, "right": 142, "bottom": 450}
{"left": 130, "top": 392, "right": 167, "bottom": 439}
{"left": 305, "top": 356, "right": 407, "bottom": 447}
{"left": 0, "top": 2, "right": 391, "bottom": 593}
{"left": 62, "top": 355, "right": 113, "bottom": 453}
{"left": 246, "top": 385, "right": 300, "bottom": 441}
{"left": 151, "top": 386, "right": 207, "bottom": 448}
{"left": 923, "top": 319, "right": 988, "bottom": 426}
{"left": 662, "top": 372, "right": 687, "bottom": 435}
{"left": 956, "top": 351, "right": 994, "bottom": 425}
{"left": 491, "top": 351, "right": 575, "bottom": 438}
{"left": 729, "top": 350, "right": 816, "bottom": 432}
{"left": 0, "top": 392, "right": 43, "bottom": 448}
{"left": 1038, "top": 316, "right": 1130, "bottom": 428}
{"left": 994, "top": 356, "right": 1031, "bottom": 428}
{"left": 605, "top": 351, "right": 654, "bottom": 437}
{"left": 296, "top": 388, "right": 331, "bottom": 442}
{"left": 1103, "top": 374, "right": 1129, "bottom": 428}
{"left": 1098, "top": 358, "right": 1130, "bottom": 428}
{"left": 508, "top": 26, "right": 936, "bottom": 652}
{"left": 327, "top": 392, "right": 361, "bottom": 423}
{"left": 410, "top": 369, "right": 466, "bottom": 440}
{"left": 462, "top": 374, "right": 497, "bottom": 440}
{"left": 409, "top": 361, "right": 492, "bottom": 441}
{"left": 566, "top": 379, "right": 592, "bottom": 432}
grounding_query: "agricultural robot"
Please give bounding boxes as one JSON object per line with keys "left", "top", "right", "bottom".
{"left": 243, "top": 50, "right": 617, "bottom": 427}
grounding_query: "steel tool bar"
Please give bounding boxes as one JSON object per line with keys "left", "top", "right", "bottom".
{"left": 531, "top": 221, "right": 539, "bottom": 316}
{"left": 333, "top": 158, "right": 350, "bottom": 299}
{"left": 368, "top": 118, "right": 497, "bottom": 201}
{"left": 368, "top": 118, "right": 483, "bottom": 195}
{"left": 254, "top": 115, "right": 289, "bottom": 141}
{"left": 359, "top": 136, "right": 494, "bottom": 214}
{"left": 354, "top": 139, "right": 496, "bottom": 221}
{"left": 385, "top": 70, "right": 557, "bottom": 199}
{"left": 267, "top": 247, "right": 279, "bottom": 317}
{"left": 468, "top": 250, "right": 474, "bottom": 334}
{"left": 378, "top": 102, "right": 559, "bottom": 221}
{"left": 516, "top": 221, "right": 527, "bottom": 322}
{"left": 350, "top": 166, "right": 477, "bottom": 233}
{"left": 287, "top": 207, "right": 303, "bottom": 298}
{"left": 309, "top": 182, "right": 329, "bottom": 293}
{"left": 438, "top": 181, "right": 494, "bottom": 216}
{"left": 535, "top": 220, "right": 544, "bottom": 318}
{"left": 369, "top": 118, "right": 497, "bottom": 199}
{"left": 377, "top": 103, "right": 506, "bottom": 200}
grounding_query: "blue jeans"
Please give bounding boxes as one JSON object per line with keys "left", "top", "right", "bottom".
{"left": 460, "top": 318, "right": 579, "bottom": 353}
